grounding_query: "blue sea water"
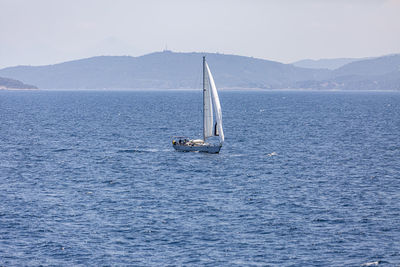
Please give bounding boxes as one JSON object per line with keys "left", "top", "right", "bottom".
{"left": 1, "top": 90, "right": 400, "bottom": 266}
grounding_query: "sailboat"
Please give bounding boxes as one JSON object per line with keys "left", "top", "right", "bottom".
{"left": 172, "top": 56, "right": 224, "bottom": 153}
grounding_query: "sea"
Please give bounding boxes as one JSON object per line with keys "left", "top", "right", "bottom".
{"left": 1, "top": 90, "right": 399, "bottom": 266}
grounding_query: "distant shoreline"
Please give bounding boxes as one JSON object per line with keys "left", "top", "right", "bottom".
{"left": 0, "top": 87, "right": 38, "bottom": 90}
{"left": 1, "top": 52, "right": 398, "bottom": 91}
{"left": 3, "top": 88, "right": 399, "bottom": 93}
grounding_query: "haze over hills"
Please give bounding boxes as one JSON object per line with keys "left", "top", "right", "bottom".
{"left": 0, "top": 51, "right": 399, "bottom": 90}
{"left": 291, "top": 58, "right": 364, "bottom": 70}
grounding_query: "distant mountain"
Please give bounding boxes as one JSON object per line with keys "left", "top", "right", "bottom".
{"left": 292, "top": 58, "right": 363, "bottom": 70}
{"left": 297, "top": 54, "right": 400, "bottom": 90}
{"left": 0, "top": 76, "right": 37, "bottom": 89}
{"left": 0, "top": 51, "right": 329, "bottom": 89}
{"left": 0, "top": 51, "right": 398, "bottom": 90}
{"left": 333, "top": 54, "right": 400, "bottom": 76}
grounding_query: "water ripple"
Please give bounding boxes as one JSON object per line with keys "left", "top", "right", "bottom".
{"left": 1, "top": 90, "right": 399, "bottom": 266}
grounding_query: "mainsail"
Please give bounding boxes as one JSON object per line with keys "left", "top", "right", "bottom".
{"left": 203, "top": 58, "right": 214, "bottom": 140}
{"left": 205, "top": 62, "right": 224, "bottom": 144}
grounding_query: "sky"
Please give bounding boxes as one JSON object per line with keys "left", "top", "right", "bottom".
{"left": 1, "top": 0, "right": 399, "bottom": 68}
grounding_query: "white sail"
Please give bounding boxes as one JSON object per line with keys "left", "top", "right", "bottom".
{"left": 205, "top": 63, "right": 224, "bottom": 144}
{"left": 203, "top": 60, "right": 214, "bottom": 140}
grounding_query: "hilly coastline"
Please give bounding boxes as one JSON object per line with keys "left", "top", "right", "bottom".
{"left": 297, "top": 54, "right": 400, "bottom": 90}
{"left": 0, "top": 76, "right": 37, "bottom": 89}
{"left": 0, "top": 51, "right": 399, "bottom": 90}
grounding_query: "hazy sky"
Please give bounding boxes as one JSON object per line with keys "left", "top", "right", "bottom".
{"left": 1, "top": 0, "right": 399, "bottom": 68}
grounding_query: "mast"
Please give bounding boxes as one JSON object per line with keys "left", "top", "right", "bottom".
{"left": 202, "top": 56, "right": 214, "bottom": 142}
{"left": 203, "top": 56, "right": 206, "bottom": 141}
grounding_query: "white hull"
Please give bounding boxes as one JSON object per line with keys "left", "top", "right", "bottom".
{"left": 173, "top": 144, "right": 221, "bottom": 153}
